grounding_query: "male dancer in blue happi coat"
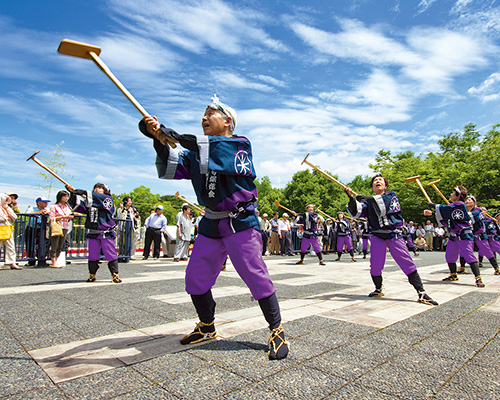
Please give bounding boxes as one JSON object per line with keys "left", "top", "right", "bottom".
{"left": 346, "top": 174, "right": 438, "bottom": 306}
{"left": 139, "top": 95, "right": 288, "bottom": 360}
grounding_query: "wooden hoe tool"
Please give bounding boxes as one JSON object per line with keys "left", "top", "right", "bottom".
{"left": 405, "top": 175, "right": 432, "bottom": 203}
{"left": 315, "top": 205, "right": 338, "bottom": 222}
{"left": 301, "top": 153, "right": 357, "bottom": 197}
{"left": 175, "top": 191, "right": 203, "bottom": 212}
{"left": 27, "top": 150, "right": 72, "bottom": 187}
{"left": 427, "top": 179, "right": 450, "bottom": 205}
{"left": 274, "top": 201, "right": 297, "bottom": 216}
{"left": 57, "top": 38, "right": 175, "bottom": 148}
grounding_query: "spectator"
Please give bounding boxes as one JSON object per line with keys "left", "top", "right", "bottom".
{"left": 0, "top": 193, "right": 20, "bottom": 269}
{"left": 416, "top": 224, "right": 425, "bottom": 240}
{"left": 269, "top": 212, "right": 281, "bottom": 255}
{"left": 408, "top": 221, "right": 416, "bottom": 241}
{"left": 117, "top": 196, "right": 141, "bottom": 260}
{"left": 7, "top": 193, "right": 20, "bottom": 213}
{"left": 259, "top": 212, "right": 270, "bottom": 256}
{"left": 49, "top": 190, "right": 73, "bottom": 268}
{"left": 174, "top": 204, "right": 193, "bottom": 262}
{"left": 279, "top": 213, "right": 293, "bottom": 256}
{"left": 442, "top": 236, "right": 449, "bottom": 250}
{"left": 25, "top": 197, "right": 50, "bottom": 267}
{"left": 414, "top": 234, "right": 427, "bottom": 252}
{"left": 434, "top": 223, "right": 445, "bottom": 251}
{"left": 143, "top": 205, "right": 167, "bottom": 260}
{"left": 424, "top": 220, "right": 434, "bottom": 251}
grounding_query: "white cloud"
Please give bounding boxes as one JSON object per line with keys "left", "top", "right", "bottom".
{"left": 468, "top": 72, "right": 500, "bottom": 102}
{"left": 289, "top": 18, "right": 419, "bottom": 66}
{"left": 254, "top": 74, "right": 288, "bottom": 88}
{"left": 288, "top": 17, "right": 493, "bottom": 125}
{"left": 210, "top": 71, "right": 275, "bottom": 92}
{"left": 108, "top": 0, "right": 288, "bottom": 56}
{"left": 417, "top": 0, "right": 440, "bottom": 14}
{"left": 95, "top": 34, "right": 182, "bottom": 73}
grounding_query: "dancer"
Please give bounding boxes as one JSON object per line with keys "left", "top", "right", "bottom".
{"left": 424, "top": 186, "right": 484, "bottom": 287}
{"left": 67, "top": 183, "right": 122, "bottom": 283}
{"left": 464, "top": 197, "right": 499, "bottom": 275}
{"left": 294, "top": 204, "right": 325, "bottom": 266}
{"left": 139, "top": 95, "right": 288, "bottom": 360}
{"left": 484, "top": 212, "right": 500, "bottom": 257}
{"left": 347, "top": 174, "right": 438, "bottom": 305}
{"left": 334, "top": 212, "right": 356, "bottom": 262}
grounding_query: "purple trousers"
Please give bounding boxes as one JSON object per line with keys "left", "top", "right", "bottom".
{"left": 185, "top": 228, "right": 276, "bottom": 300}
{"left": 370, "top": 236, "right": 417, "bottom": 276}
{"left": 300, "top": 236, "right": 322, "bottom": 253}
{"left": 88, "top": 237, "right": 118, "bottom": 262}
{"left": 337, "top": 236, "right": 353, "bottom": 252}
{"left": 445, "top": 238, "right": 478, "bottom": 264}
{"left": 475, "top": 237, "right": 494, "bottom": 259}
{"left": 488, "top": 238, "right": 500, "bottom": 255}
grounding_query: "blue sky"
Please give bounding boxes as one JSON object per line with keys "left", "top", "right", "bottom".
{"left": 1, "top": 0, "right": 500, "bottom": 211}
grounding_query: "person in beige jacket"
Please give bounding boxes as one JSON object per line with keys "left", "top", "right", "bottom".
{"left": 0, "top": 193, "right": 20, "bottom": 269}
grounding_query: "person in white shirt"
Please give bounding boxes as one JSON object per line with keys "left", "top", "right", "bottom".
{"left": 434, "top": 225, "right": 445, "bottom": 251}
{"left": 278, "top": 213, "right": 293, "bottom": 256}
{"left": 259, "top": 212, "right": 271, "bottom": 256}
{"left": 174, "top": 204, "right": 194, "bottom": 261}
{"left": 142, "top": 205, "right": 167, "bottom": 260}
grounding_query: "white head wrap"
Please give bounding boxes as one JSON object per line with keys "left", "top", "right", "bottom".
{"left": 208, "top": 94, "right": 237, "bottom": 132}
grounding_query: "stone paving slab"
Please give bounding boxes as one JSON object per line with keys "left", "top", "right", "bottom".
{"left": 1, "top": 251, "right": 500, "bottom": 399}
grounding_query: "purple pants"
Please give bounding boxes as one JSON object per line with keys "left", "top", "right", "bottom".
{"left": 300, "top": 236, "right": 322, "bottom": 253}
{"left": 445, "top": 239, "right": 478, "bottom": 264}
{"left": 370, "top": 236, "right": 417, "bottom": 276}
{"left": 88, "top": 236, "right": 118, "bottom": 262}
{"left": 185, "top": 228, "right": 275, "bottom": 300}
{"left": 488, "top": 238, "right": 500, "bottom": 255}
{"left": 475, "top": 238, "right": 494, "bottom": 259}
{"left": 337, "top": 236, "right": 353, "bottom": 253}
{"left": 362, "top": 236, "right": 370, "bottom": 251}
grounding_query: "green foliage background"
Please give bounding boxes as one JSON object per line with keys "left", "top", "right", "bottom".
{"left": 112, "top": 124, "right": 499, "bottom": 225}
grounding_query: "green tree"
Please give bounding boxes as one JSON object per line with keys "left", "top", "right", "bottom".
{"left": 255, "top": 176, "right": 284, "bottom": 216}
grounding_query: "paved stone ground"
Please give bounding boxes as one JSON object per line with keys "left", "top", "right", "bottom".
{"left": 1, "top": 250, "right": 499, "bottom": 399}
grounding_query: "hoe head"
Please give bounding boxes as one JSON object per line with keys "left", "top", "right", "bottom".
{"left": 301, "top": 153, "right": 310, "bottom": 165}
{"left": 405, "top": 175, "right": 421, "bottom": 183}
{"left": 58, "top": 39, "right": 101, "bottom": 60}
{"left": 26, "top": 150, "right": 41, "bottom": 162}
{"left": 175, "top": 191, "right": 180, "bottom": 199}
{"left": 427, "top": 179, "right": 442, "bottom": 186}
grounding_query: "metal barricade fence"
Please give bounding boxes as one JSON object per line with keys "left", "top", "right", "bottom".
{"left": 0, "top": 214, "right": 133, "bottom": 265}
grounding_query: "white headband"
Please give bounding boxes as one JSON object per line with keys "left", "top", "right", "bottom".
{"left": 209, "top": 94, "right": 237, "bottom": 132}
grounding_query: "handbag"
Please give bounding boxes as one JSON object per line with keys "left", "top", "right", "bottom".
{"left": 50, "top": 219, "right": 63, "bottom": 237}
{"left": 0, "top": 224, "right": 13, "bottom": 240}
